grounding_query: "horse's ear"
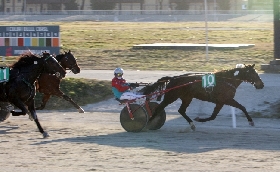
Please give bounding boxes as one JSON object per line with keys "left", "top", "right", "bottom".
{"left": 68, "top": 50, "right": 71, "bottom": 53}
{"left": 252, "top": 64, "right": 255, "bottom": 68}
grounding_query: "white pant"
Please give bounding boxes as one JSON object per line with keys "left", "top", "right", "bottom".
{"left": 120, "top": 92, "right": 145, "bottom": 100}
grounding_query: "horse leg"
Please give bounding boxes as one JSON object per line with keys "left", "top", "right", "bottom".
{"left": 62, "top": 94, "right": 85, "bottom": 113}
{"left": 194, "top": 103, "right": 224, "bottom": 122}
{"left": 178, "top": 98, "right": 196, "bottom": 131}
{"left": 27, "top": 101, "right": 49, "bottom": 138}
{"left": 36, "top": 94, "right": 51, "bottom": 110}
{"left": 37, "top": 90, "right": 84, "bottom": 113}
{"left": 10, "top": 99, "right": 29, "bottom": 116}
{"left": 149, "top": 101, "right": 166, "bottom": 121}
{"left": 225, "top": 99, "right": 254, "bottom": 126}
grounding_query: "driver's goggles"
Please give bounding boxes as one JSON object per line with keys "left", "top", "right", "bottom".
{"left": 116, "top": 73, "right": 123, "bottom": 77}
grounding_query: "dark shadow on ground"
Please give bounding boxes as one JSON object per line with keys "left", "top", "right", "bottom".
{"left": 31, "top": 117, "right": 280, "bottom": 154}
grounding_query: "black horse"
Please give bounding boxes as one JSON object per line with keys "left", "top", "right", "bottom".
{"left": 145, "top": 64, "right": 264, "bottom": 131}
{"left": 0, "top": 52, "right": 66, "bottom": 138}
{"left": 35, "top": 50, "right": 84, "bottom": 113}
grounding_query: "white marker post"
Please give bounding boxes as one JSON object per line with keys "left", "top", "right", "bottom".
{"left": 231, "top": 107, "right": 236, "bottom": 128}
{"left": 204, "top": 0, "right": 209, "bottom": 60}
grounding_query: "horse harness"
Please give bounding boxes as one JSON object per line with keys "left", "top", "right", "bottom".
{"left": 22, "top": 77, "right": 35, "bottom": 102}
{"left": 11, "top": 56, "right": 52, "bottom": 102}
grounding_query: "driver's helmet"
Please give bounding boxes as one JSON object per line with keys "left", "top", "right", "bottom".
{"left": 114, "top": 67, "right": 124, "bottom": 79}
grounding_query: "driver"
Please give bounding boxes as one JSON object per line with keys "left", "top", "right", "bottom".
{"left": 112, "top": 67, "right": 145, "bottom": 100}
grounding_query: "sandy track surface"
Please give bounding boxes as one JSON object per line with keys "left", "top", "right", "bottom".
{"left": 0, "top": 70, "right": 280, "bottom": 172}
{"left": 1, "top": 111, "right": 280, "bottom": 172}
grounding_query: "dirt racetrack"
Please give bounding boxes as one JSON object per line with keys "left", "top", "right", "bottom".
{"left": 1, "top": 111, "right": 280, "bottom": 172}
{"left": 0, "top": 70, "right": 280, "bottom": 172}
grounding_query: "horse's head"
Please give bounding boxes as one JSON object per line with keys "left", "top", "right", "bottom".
{"left": 235, "top": 64, "right": 264, "bottom": 89}
{"left": 57, "top": 50, "right": 80, "bottom": 74}
{"left": 42, "top": 52, "right": 66, "bottom": 79}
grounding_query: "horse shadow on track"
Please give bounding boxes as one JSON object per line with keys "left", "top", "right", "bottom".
{"left": 31, "top": 117, "right": 280, "bottom": 154}
{"left": 0, "top": 125, "right": 29, "bottom": 135}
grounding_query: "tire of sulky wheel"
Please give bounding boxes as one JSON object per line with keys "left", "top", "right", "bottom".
{"left": 120, "top": 104, "right": 148, "bottom": 132}
{"left": 0, "top": 102, "right": 12, "bottom": 122}
{"left": 146, "top": 102, "right": 166, "bottom": 130}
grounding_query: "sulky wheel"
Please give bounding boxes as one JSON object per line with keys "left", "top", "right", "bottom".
{"left": 120, "top": 104, "right": 148, "bottom": 132}
{"left": 0, "top": 102, "right": 12, "bottom": 122}
{"left": 146, "top": 102, "right": 166, "bottom": 130}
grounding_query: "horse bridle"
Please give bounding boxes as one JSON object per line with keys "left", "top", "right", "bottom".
{"left": 243, "top": 69, "right": 257, "bottom": 85}
{"left": 60, "top": 54, "right": 78, "bottom": 72}
{"left": 231, "top": 68, "right": 256, "bottom": 85}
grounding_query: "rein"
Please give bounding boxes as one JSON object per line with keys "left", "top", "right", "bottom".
{"left": 217, "top": 80, "right": 237, "bottom": 90}
{"left": 146, "top": 80, "right": 202, "bottom": 101}
{"left": 43, "top": 55, "right": 53, "bottom": 73}
{"left": 22, "top": 78, "right": 32, "bottom": 88}
{"left": 21, "top": 77, "right": 35, "bottom": 102}
{"left": 215, "top": 75, "right": 253, "bottom": 85}
{"left": 44, "top": 55, "right": 52, "bottom": 61}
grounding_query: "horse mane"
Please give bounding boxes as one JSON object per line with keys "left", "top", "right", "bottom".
{"left": 214, "top": 69, "right": 234, "bottom": 77}
{"left": 9, "top": 52, "right": 40, "bottom": 68}
{"left": 214, "top": 64, "right": 251, "bottom": 78}
{"left": 55, "top": 53, "right": 65, "bottom": 62}
{"left": 174, "top": 73, "right": 206, "bottom": 79}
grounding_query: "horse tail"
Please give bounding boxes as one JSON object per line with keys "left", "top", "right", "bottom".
{"left": 156, "top": 76, "right": 172, "bottom": 83}
{"left": 140, "top": 76, "right": 172, "bottom": 100}
{"left": 155, "top": 76, "right": 172, "bottom": 101}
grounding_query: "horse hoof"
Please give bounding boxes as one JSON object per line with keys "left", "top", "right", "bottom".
{"left": 193, "top": 117, "right": 200, "bottom": 122}
{"left": 28, "top": 115, "right": 34, "bottom": 121}
{"left": 190, "top": 122, "right": 196, "bottom": 131}
{"left": 78, "top": 108, "right": 85, "bottom": 113}
{"left": 43, "top": 132, "right": 50, "bottom": 138}
{"left": 249, "top": 121, "right": 254, "bottom": 126}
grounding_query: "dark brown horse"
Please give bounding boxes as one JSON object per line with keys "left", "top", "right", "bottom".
{"left": 0, "top": 52, "right": 66, "bottom": 138}
{"left": 35, "top": 50, "right": 84, "bottom": 113}
{"left": 145, "top": 64, "right": 264, "bottom": 131}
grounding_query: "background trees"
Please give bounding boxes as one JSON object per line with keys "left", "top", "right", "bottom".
{"left": 90, "top": 0, "right": 116, "bottom": 10}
